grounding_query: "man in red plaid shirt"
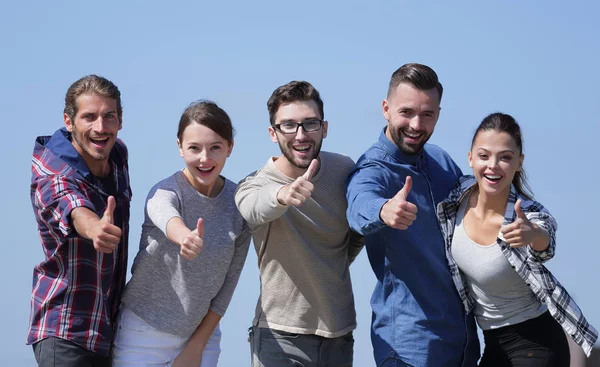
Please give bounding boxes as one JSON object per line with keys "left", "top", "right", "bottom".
{"left": 28, "top": 75, "right": 132, "bottom": 366}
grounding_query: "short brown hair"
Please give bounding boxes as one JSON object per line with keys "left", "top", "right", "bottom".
{"left": 387, "top": 63, "right": 443, "bottom": 102}
{"left": 177, "top": 100, "right": 234, "bottom": 144}
{"left": 64, "top": 75, "right": 122, "bottom": 122}
{"left": 267, "top": 81, "right": 324, "bottom": 125}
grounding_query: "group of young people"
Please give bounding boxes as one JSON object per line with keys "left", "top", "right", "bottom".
{"left": 27, "top": 63, "right": 597, "bottom": 367}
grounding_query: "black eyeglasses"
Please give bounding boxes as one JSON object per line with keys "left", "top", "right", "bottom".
{"left": 273, "top": 119, "right": 324, "bottom": 134}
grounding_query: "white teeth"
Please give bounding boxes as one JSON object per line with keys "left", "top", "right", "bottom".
{"left": 198, "top": 167, "right": 213, "bottom": 172}
{"left": 294, "top": 145, "right": 310, "bottom": 152}
{"left": 404, "top": 132, "right": 421, "bottom": 139}
{"left": 485, "top": 175, "right": 501, "bottom": 180}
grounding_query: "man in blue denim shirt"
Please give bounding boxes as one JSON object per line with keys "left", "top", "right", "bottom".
{"left": 346, "top": 63, "right": 479, "bottom": 367}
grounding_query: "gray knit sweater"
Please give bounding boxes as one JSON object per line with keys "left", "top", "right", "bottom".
{"left": 121, "top": 171, "right": 250, "bottom": 338}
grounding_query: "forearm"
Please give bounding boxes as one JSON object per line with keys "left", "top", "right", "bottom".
{"left": 165, "top": 217, "right": 192, "bottom": 247}
{"left": 235, "top": 183, "right": 288, "bottom": 225}
{"left": 346, "top": 192, "right": 388, "bottom": 235}
{"left": 186, "top": 310, "right": 222, "bottom": 351}
{"left": 531, "top": 225, "right": 550, "bottom": 252}
{"left": 71, "top": 207, "right": 101, "bottom": 240}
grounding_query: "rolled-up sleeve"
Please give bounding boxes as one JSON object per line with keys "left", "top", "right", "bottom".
{"left": 527, "top": 210, "right": 557, "bottom": 263}
{"left": 34, "top": 175, "right": 95, "bottom": 237}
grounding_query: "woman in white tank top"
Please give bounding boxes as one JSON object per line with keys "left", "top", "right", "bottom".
{"left": 437, "top": 112, "right": 597, "bottom": 366}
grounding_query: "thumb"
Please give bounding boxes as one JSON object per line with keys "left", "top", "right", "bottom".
{"left": 102, "top": 196, "right": 116, "bottom": 224}
{"left": 196, "top": 218, "right": 204, "bottom": 237}
{"left": 302, "top": 159, "right": 319, "bottom": 181}
{"left": 514, "top": 199, "right": 526, "bottom": 219}
{"left": 397, "top": 176, "right": 412, "bottom": 200}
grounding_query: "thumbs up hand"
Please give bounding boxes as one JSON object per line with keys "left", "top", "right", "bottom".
{"left": 276, "top": 159, "right": 318, "bottom": 207}
{"left": 500, "top": 199, "right": 545, "bottom": 248}
{"left": 91, "top": 196, "right": 122, "bottom": 253}
{"left": 180, "top": 218, "right": 204, "bottom": 260}
{"left": 379, "top": 176, "right": 418, "bottom": 230}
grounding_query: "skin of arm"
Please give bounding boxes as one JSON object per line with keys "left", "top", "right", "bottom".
{"left": 530, "top": 225, "right": 550, "bottom": 252}
{"left": 171, "top": 309, "right": 222, "bottom": 367}
{"left": 501, "top": 199, "right": 550, "bottom": 252}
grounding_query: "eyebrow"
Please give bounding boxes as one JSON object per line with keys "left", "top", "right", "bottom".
{"left": 279, "top": 117, "right": 320, "bottom": 123}
{"left": 80, "top": 109, "right": 117, "bottom": 115}
{"left": 477, "top": 147, "right": 515, "bottom": 154}
{"left": 187, "top": 140, "right": 225, "bottom": 146}
{"left": 396, "top": 107, "right": 436, "bottom": 113}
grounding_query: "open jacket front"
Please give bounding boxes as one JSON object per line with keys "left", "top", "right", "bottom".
{"left": 437, "top": 175, "right": 598, "bottom": 356}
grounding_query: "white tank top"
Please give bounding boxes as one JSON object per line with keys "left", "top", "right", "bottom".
{"left": 450, "top": 194, "right": 546, "bottom": 330}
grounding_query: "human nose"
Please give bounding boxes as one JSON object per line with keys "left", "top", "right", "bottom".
{"left": 295, "top": 124, "right": 308, "bottom": 138}
{"left": 93, "top": 116, "right": 108, "bottom": 133}
{"left": 488, "top": 157, "right": 499, "bottom": 169}
{"left": 198, "top": 148, "right": 209, "bottom": 162}
{"left": 409, "top": 116, "right": 423, "bottom": 130}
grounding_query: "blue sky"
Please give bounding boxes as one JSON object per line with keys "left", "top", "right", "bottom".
{"left": 1, "top": 1, "right": 599, "bottom": 365}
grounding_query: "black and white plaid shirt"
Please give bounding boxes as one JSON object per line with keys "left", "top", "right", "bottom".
{"left": 437, "top": 175, "right": 598, "bottom": 356}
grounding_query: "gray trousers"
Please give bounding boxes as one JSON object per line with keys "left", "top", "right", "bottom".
{"left": 249, "top": 326, "right": 354, "bottom": 367}
{"left": 33, "top": 337, "right": 111, "bottom": 367}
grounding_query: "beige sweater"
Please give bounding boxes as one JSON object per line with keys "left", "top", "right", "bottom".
{"left": 235, "top": 151, "right": 364, "bottom": 338}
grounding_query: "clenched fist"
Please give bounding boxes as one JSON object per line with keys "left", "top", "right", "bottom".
{"left": 180, "top": 218, "right": 204, "bottom": 260}
{"left": 379, "top": 176, "right": 418, "bottom": 230}
{"left": 277, "top": 159, "right": 318, "bottom": 207}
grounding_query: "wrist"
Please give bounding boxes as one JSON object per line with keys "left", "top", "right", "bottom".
{"left": 276, "top": 186, "right": 287, "bottom": 205}
{"left": 530, "top": 226, "right": 549, "bottom": 251}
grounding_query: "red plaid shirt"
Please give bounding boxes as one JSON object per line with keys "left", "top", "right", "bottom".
{"left": 28, "top": 128, "right": 131, "bottom": 356}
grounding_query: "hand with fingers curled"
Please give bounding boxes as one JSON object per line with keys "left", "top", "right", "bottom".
{"left": 180, "top": 218, "right": 204, "bottom": 260}
{"left": 277, "top": 159, "right": 319, "bottom": 207}
{"left": 379, "top": 176, "right": 418, "bottom": 230}
{"left": 90, "top": 196, "right": 122, "bottom": 253}
{"left": 500, "top": 199, "right": 549, "bottom": 251}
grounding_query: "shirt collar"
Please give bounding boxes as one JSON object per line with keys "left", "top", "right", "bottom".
{"left": 44, "top": 128, "right": 94, "bottom": 179}
{"left": 443, "top": 175, "right": 521, "bottom": 225}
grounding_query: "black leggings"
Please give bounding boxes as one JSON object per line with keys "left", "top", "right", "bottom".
{"left": 479, "top": 312, "right": 570, "bottom": 367}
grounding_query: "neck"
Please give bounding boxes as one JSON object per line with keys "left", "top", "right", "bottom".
{"left": 183, "top": 168, "right": 224, "bottom": 197}
{"left": 469, "top": 185, "right": 510, "bottom": 219}
{"left": 88, "top": 160, "right": 110, "bottom": 177}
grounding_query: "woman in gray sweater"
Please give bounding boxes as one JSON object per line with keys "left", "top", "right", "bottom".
{"left": 112, "top": 101, "right": 251, "bottom": 367}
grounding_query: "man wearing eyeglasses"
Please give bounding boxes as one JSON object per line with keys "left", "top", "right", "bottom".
{"left": 235, "top": 81, "right": 364, "bottom": 367}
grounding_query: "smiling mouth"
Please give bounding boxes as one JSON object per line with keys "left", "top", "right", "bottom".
{"left": 402, "top": 131, "right": 423, "bottom": 140}
{"left": 196, "top": 167, "right": 215, "bottom": 174}
{"left": 484, "top": 174, "right": 502, "bottom": 182}
{"left": 90, "top": 137, "right": 109, "bottom": 146}
{"left": 292, "top": 144, "right": 311, "bottom": 153}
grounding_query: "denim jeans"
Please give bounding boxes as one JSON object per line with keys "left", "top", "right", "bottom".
{"left": 33, "top": 337, "right": 110, "bottom": 367}
{"left": 112, "top": 307, "right": 221, "bottom": 367}
{"left": 249, "top": 326, "right": 354, "bottom": 367}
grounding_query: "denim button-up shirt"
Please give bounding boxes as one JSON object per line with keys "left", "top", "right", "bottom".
{"left": 346, "top": 129, "right": 480, "bottom": 366}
